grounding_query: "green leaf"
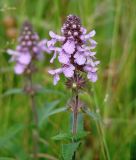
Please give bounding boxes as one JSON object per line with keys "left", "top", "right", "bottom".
{"left": 6, "top": 142, "right": 29, "bottom": 160}
{"left": 61, "top": 142, "right": 80, "bottom": 160}
{"left": 72, "top": 131, "right": 90, "bottom": 141}
{"left": 52, "top": 131, "right": 89, "bottom": 141}
{"left": 38, "top": 100, "right": 61, "bottom": 128}
{"left": 52, "top": 133, "right": 70, "bottom": 141}
{"left": 37, "top": 88, "right": 64, "bottom": 96}
{"left": 0, "top": 124, "right": 24, "bottom": 148}
{"left": 84, "top": 109, "right": 99, "bottom": 121}
{"left": 48, "top": 107, "right": 67, "bottom": 117}
{"left": 1, "top": 88, "right": 23, "bottom": 98}
{"left": 0, "top": 125, "right": 28, "bottom": 159}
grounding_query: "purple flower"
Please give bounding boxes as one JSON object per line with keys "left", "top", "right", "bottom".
{"left": 47, "top": 15, "right": 100, "bottom": 84}
{"left": 48, "top": 68, "right": 62, "bottom": 85}
{"left": 74, "top": 51, "right": 86, "bottom": 65}
{"left": 14, "top": 63, "right": 26, "bottom": 74}
{"left": 62, "top": 39, "right": 75, "bottom": 54}
{"left": 62, "top": 64, "right": 75, "bottom": 78}
{"left": 7, "top": 21, "right": 50, "bottom": 74}
{"left": 58, "top": 51, "right": 70, "bottom": 64}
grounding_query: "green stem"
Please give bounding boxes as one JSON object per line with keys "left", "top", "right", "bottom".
{"left": 28, "top": 74, "right": 39, "bottom": 159}
{"left": 72, "top": 94, "right": 78, "bottom": 135}
{"left": 72, "top": 72, "right": 79, "bottom": 160}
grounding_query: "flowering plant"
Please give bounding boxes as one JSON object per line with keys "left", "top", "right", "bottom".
{"left": 7, "top": 21, "right": 50, "bottom": 159}
{"left": 7, "top": 21, "right": 50, "bottom": 75}
{"left": 46, "top": 15, "right": 100, "bottom": 159}
{"left": 47, "top": 14, "right": 100, "bottom": 85}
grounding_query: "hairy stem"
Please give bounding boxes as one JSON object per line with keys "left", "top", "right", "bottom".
{"left": 29, "top": 74, "right": 39, "bottom": 159}
{"left": 72, "top": 94, "right": 78, "bottom": 135}
{"left": 72, "top": 94, "right": 78, "bottom": 160}
{"left": 72, "top": 73, "right": 79, "bottom": 160}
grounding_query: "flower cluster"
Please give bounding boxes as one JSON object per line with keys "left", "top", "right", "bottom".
{"left": 47, "top": 14, "right": 100, "bottom": 85}
{"left": 7, "top": 21, "right": 50, "bottom": 74}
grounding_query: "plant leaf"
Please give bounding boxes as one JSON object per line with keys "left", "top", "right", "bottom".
{"left": 37, "top": 88, "right": 64, "bottom": 96}
{"left": 0, "top": 124, "right": 24, "bottom": 148}
{"left": 48, "top": 107, "right": 67, "bottom": 117}
{"left": 61, "top": 142, "right": 80, "bottom": 160}
{"left": 1, "top": 88, "right": 23, "bottom": 98}
{"left": 38, "top": 100, "right": 60, "bottom": 128}
{"left": 52, "top": 131, "right": 89, "bottom": 141}
{"left": 52, "top": 133, "right": 70, "bottom": 141}
{"left": 84, "top": 109, "right": 99, "bottom": 120}
{"left": 72, "top": 131, "right": 90, "bottom": 141}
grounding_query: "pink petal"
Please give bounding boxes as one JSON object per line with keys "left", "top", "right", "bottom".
{"left": 49, "top": 31, "right": 65, "bottom": 41}
{"left": 80, "top": 27, "right": 87, "bottom": 34}
{"left": 7, "top": 49, "right": 18, "bottom": 56}
{"left": 84, "top": 66, "right": 98, "bottom": 72}
{"left": 14, "top": 63, "right": 26, "bottom": 74}
{"left": 86, "top": 58, "right": 95, "bottom": 67}
{"left": 77, "top": 46, "right": 85, "bottom": 52}
{"left": 62, "top": 40, "right": 75, "bottom": 54}
{"left": 87, "top": 30, "right": 96, "bottom": 37}
{"left": 53, "top": 74, "right": 60, "bottom": 85}
{"left": 63, "top": 64, "right": 75, "bottom": 77}
{"left": 48, "top": 70, "right": 55, "bottom": 75}
{"left": 63, "top": 68, "right": 74, "bottom": 77}
{"left": 94, "top": 61, "right": 100, "bottom": 65}
{"left": 48, "top": 68, "right": 62, "bottom": 75}
{"left": 74, "top": 52, "right": 86, "bottom": 65}
{"left": 49, "top": 31, "right": 56, "bottom": 38}
{"left": 18, "top": 53, "right": 31, "bottom": 65}
{"left": 84, "top": 51, "right": 96, "bottom": 56}
{"left": 50, "top": 52, "right": 57, "bottom": 63}
{"left": 38, "top": 40, "right": 51, "bottom": 53}
{"left": 58, "top": 52, "right": 70, "bottom": 64}
{"left": 47, "top": 39, "right": 56, "bottom": 47}
{"left": 87, "top": 72, "right": 98, "bottom": 82}
{"left": 89, "top": 39, "right": 97, "bottom": 49}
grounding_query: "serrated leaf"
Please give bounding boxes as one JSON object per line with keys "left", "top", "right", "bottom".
{"left": 72, "top": 131, "right": 90, "bottom": 141}
{"left": 52, "top": 131, "right": 89, "bottom": 142}
{"left": 52, "top": 133, "right": 70, "bottom": 141}
{"left": 61, "top": 142, "right": 80, "bottom": 160}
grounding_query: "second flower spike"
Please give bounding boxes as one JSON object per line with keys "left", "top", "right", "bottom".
{"left": 7, "top": 21, "right": 50, "bottom": 75}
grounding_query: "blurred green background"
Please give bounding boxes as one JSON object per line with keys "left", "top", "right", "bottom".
{"left": 0, "top": 0, "right": 136, "bottom": 159}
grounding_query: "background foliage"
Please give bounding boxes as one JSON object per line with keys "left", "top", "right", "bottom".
{"left": 0, "top": 0, "right": 136, "bottom": 159}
